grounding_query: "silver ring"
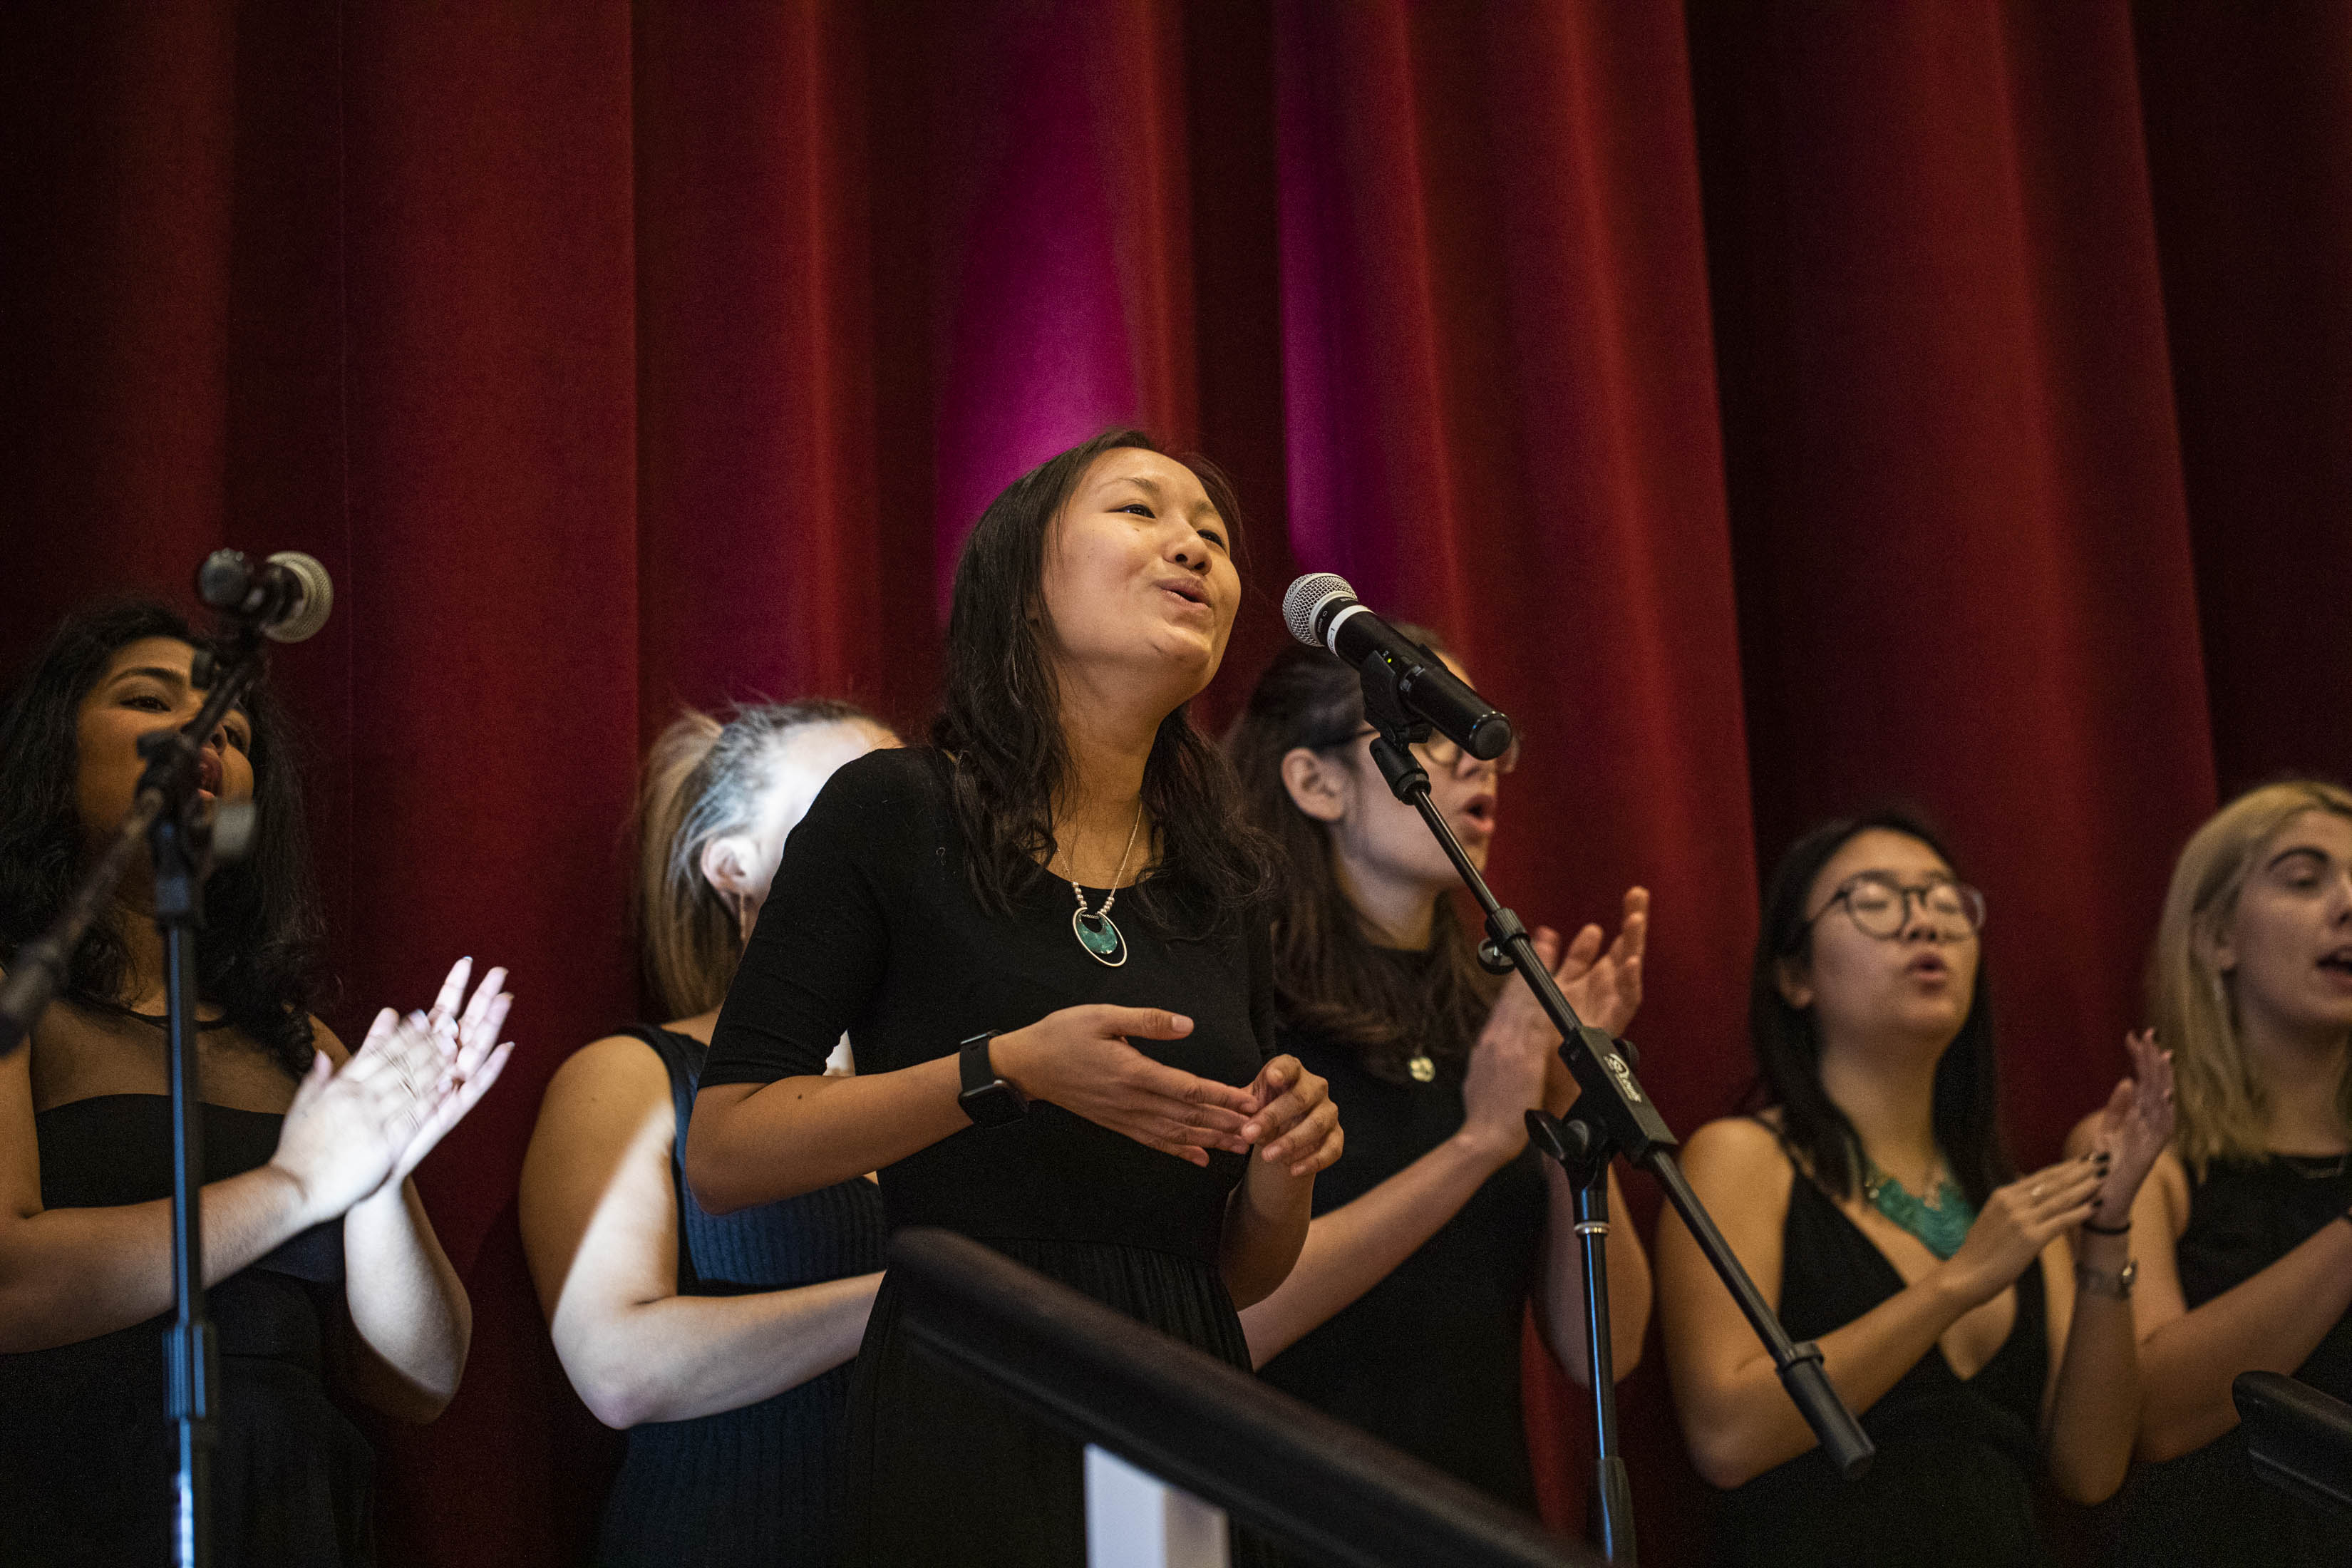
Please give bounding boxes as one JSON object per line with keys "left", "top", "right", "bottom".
{"left": 1572, "top": 1221, "right": 1610, "bottom": 1238}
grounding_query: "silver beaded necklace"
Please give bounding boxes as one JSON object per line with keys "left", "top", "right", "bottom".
{"left": 1064, "top": 800, "right": 1144, "bottom": 966}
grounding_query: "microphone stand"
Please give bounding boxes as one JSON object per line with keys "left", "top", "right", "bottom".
{"left": 0, "top": 614, "right": 273, "bottom": 1568}
{"left": 1351, "top": 653, "right": 1872, "bottom": 1567}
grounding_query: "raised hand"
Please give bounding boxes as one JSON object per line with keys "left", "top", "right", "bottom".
{"left": 1239, "top": 1055, "right": 1343, "bottom": 1180}
{"left": 384, "top": 956, "right": 517, "bottom": 1188}
{"left": 993, "top": 1004, "right": 1262, "bottom": 1167}
{"left": 2085, "top": 1029, "right": 2174, "bottom": 1229}
{"left": 1555, "top": 886, "right": 1649, "bottom": 1039}
{"left": 1938, "top": 1156, "right": 2105, "bottom": 1306}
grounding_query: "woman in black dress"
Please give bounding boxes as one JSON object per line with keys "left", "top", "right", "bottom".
{"left": 520, "top": 701, "right": 894, "bottom": 1567}
{"left": 1656, "top": 810, "right": 2172, "bottom": 1567}
{"left": 0, "top": 600, "right": 514, "bottom": 1567}
{"left": 1223, "top": 636, "right": 1651, "bottom": 1511}
{"left": 2100, "top": 780, "right": 2352, "bottom": 1565}
{"left": 686, "top": 430, "right": 1343, "bottom": 1567}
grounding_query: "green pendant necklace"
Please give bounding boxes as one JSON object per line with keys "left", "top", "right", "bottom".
{"left": 1063, "top": 801, "right": 1143, "bottom": 968}
{"left": 1862, "top": 1156, "right": 1975, "bottom": 1259}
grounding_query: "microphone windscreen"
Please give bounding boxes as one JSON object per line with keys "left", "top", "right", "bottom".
{"left": 1282, "top": 572, "right": 1356, "bottom": 649}
{"left": 264, "top": 552, "right": 334, "bottom": 644}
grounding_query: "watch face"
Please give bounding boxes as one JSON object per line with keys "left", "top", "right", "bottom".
{"left": 960, "top": 1080, "right": 1023, "bottom": 1128}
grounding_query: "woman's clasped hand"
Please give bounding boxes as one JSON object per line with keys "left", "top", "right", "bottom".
{"left": 990, "top": 1004, "right": 1340, "bottom": 1176}
{"left": 272, "top": 957, "right": 515, "bottom": 1222}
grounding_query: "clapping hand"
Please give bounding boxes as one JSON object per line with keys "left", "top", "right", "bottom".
{"left": 383, "top": 956, "right": 517, "bottom": 1187}
{"left": 1939, "top": 1157, "right": 2105, "bottom": 1304}
{"left": 1460, "top": 927, "right": 1570, "bottom": 1162}
{"left": 2085, "top": 1029, "right": 2173, "bottom": 1229}
{"left": 270, "top": 958, "right": 516, "bottom": 1223}
{"left": 1554, "top": 887, "right": 1649, "bottom": 1040}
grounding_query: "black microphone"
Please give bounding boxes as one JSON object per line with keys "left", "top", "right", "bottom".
{"left": 197, "top": 550, "right": 334, "bottom": 644}
{"left": 1282, "top": 572, "right": 1514, "bottom": 760}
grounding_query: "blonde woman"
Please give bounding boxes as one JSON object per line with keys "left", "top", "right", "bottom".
{"left": 2096, "top": 780, "right": 2352, "bottom": 1565}
{"left": 520, "top": 701, "right": 896, "bottom": 1568}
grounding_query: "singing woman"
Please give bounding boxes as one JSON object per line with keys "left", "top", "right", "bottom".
{"left": 520, "top": 701, "right": 895, "bottom": 1567}
{"left": 0, "top": 599, "right": 512, "bottom": 1567}
{"left": 684, "top": 430, "right": 1341, "bottom": 1567}
{"left": 1657, "top": 810, "right": 2170, "bottom": 1567}
{"left": 2100, "top": 780, "right": 2352, "bottom": 1565}
{"left": 1224, "top": 636, "right": 1651, "bottom": 1511}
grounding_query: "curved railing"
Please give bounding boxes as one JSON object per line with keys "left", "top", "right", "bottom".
{"left": 889, "top": 1227, "right": 1603, "bottom": 1568}
{"left": 2236, "top": 1370, "right": 2352, "bottom": 1519}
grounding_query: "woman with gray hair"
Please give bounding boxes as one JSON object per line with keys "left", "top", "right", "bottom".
{"left": 519, "top": 700, "right": 897, "bottom": 1568}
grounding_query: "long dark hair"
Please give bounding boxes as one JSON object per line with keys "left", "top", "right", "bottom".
{"left": 1227, "top": 637, "right": 1498, "bottom": 1082}
{"left": 1744, "top": 808, "right": 2010, "bottom": 1206}
{"left": 0, "top": 599, "right": 324, "bottom": 1076}
{"left": 932, "top": 428, "right": 1273, "bottom": 935}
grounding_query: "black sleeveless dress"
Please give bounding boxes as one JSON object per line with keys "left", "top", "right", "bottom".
{"left": 594, "top": 1024, "right": 887, "bottom": 1568}
{"left": 0, "top": 1095, "right": 368, "bottom": 1567}
{"left": 1716, "top": 1158, "right": 2053, "bottom": 1568}
{"left": 2108, "top": 1155, "right": 2352, "bottom": 1566}
{"left": 701, "top": 748, "right": 1278, "bottom": 1567}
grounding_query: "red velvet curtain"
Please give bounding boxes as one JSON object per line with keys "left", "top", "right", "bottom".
{"left": 5, "top": 4, "right": 2345, "bottom": 1563}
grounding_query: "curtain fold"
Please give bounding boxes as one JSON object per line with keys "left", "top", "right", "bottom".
{"left": 1690, "top": 0, "right": 2217, "bottom": 1164}
{"left": 4, "top": 3, "right": 2343, "bottom": 1562}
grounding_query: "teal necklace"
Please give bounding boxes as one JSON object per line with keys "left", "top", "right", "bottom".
{"left": 1862, "top": 1155, "right": 1975, "bottom": 1259}
{"left": 1062, "top": 801, "right": 1143, "bottom": 968}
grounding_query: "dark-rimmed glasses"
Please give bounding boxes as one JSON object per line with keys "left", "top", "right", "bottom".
{"left": 1312, "top": 723, "right": 1521, "bottom": 776}
{"left": 1807, "top": 872, "right": 1986, "bottom": 942}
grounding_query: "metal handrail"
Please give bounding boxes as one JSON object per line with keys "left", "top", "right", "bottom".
{"left": 2235, "top": 1370, "right": 2352, "bottom": 1518}
{"left": 889, "top": 1227, "right": 1603, "bottom": 1568}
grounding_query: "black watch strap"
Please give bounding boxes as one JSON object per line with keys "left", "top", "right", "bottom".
{"left": 956, "top": 1031, "right": 1028, "bottom": 1128}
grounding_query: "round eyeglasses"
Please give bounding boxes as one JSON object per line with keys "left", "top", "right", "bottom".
{"left": 1807, "top": 872, "right": 1986, "bottom": 942}
{"left": 1316, "top": 723, "right": 1521, "bottom": 775}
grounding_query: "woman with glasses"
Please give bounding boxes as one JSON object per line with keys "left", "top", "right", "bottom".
{"left": 1657, "top": 810, "right": 2171, "bottom": 1567}
{"left": 1224, "top": 636, "right": 1650, "bottom": 1514}
{"left": 2100, "top": 780, "right": 2352, "bottom": 1567}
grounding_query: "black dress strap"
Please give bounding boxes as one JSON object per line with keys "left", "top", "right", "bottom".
{"left": 612, "top": 1024, "right": 709, "bottom": 1295}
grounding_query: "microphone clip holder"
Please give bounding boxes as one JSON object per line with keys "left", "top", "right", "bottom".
{"left": 1353, "top": 655, "right": 1873, "bottom": 1567}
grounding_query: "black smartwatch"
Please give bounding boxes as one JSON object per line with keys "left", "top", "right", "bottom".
{"left": 956, "top": 1031, "right": 1028, "bottom": 1128}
